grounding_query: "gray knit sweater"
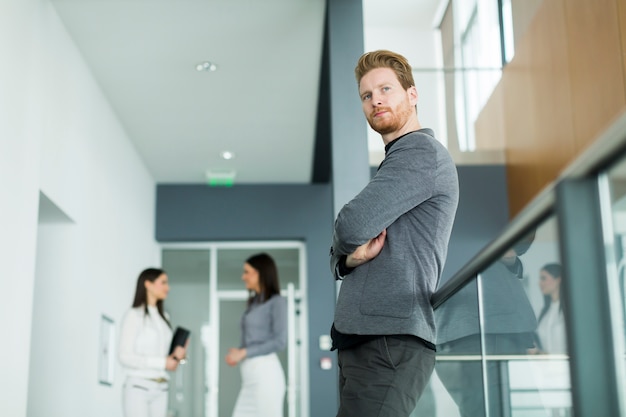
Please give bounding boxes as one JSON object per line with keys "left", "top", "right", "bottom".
{"left": 330, "top": 128, "right": 459, "bottom": 345}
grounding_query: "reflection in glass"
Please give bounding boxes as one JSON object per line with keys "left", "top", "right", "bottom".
{"left": 532, "top": 263, "right": 566, "bottom": 355}
{"left": 434, "top": 218, "right": 573, "bottom": 417}
{"left": 482, "top": 226, "right": 569, "bottom": 417}
{"left": 435, "top": 278, "right": 483, "bottom": 416}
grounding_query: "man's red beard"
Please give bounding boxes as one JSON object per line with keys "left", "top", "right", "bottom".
{"left": 367, "top": 107, "right": 394, "bottom": 134}
{"left": 367, "top": 101, "right": 413, "bottom": 135}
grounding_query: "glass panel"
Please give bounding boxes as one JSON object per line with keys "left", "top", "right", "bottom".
{"left": 603, "top": 160, "right": 626, "bottom": 408}
{"left": 501, "top": 0, "right": 515, "bottom": 63}
{"left": 480, "top": 217, "right": 572, "bottom": 417}
{"left": 457, "top": 0, "right": 478, "bottom": 30}
{"left": 218, "top": 298, "right": 291, "bottom": 417}
{"left": 460, "top": 11, "right": 480, "bottom": 151}
{"left": 219, "top": 298, "right": 247, "bottom": 417}
{"left": 162, "top": 248, "right": 212, "bottom": 417}
{"left": 216, "top": 247, "right": 300, "bottom": 291}
{"left": 215, "top": 245, "right": 303, "bottom": 417}
{"left": 162, "top": 244, "right": 306, "bottom": 417}
{"left": 456, "top": 0, "right": 503, "bottom": 151}
{"left": 431, "top": 278, "right": 481, "bottom": 417}
{"left": 432, "top": 216, "right": 573, "bottom": 417}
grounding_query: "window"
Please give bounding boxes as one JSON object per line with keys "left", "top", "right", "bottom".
{"left": 454, "top": 0, "right": 504, "bottom": 151}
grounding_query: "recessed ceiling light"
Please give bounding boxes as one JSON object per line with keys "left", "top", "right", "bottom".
{"left": 220, "top": 151, "right": 235, "bottom": 160}
{"left": 196, "top": 61, "right": 217, "bottom": 72}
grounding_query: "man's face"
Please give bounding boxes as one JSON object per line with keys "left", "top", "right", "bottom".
{"left": 358, "top": 67, "right": 417, "bottom": 136}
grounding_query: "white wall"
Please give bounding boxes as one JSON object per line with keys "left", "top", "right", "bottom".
{"left": 1, "top": 1, "right": 160, "bottom": 416}
{"left": 0, "top": 3, "right": 42, "bottom": 416}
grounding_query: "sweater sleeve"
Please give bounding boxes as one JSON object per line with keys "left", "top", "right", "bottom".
{"left": 118, "top": 310, "right": 167, "bottom": 371}
{"left": 332, "top": 136, "right": 436, "bottom": 256}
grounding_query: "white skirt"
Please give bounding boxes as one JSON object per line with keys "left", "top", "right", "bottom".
{"left": 232, "top": 353, "right": 286, "bottom": 417}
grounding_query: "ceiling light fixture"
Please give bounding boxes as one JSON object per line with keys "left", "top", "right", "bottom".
{"left": 196, "top": 61, "right": 218, "bottom": 72}
{"left": 220, "top": 151, "right": 235, "bottom": 160}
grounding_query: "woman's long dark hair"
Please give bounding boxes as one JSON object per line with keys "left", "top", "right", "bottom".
{"left": 245, "top": 253, "right": 281, "bottom": 306}
{"left": 132, "top": 267, "right": 171, "bottom": 327}
{"left": 537, "top": 263, "right": 563, "bottom": 324}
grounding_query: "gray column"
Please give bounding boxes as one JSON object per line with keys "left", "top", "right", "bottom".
{"left": 328, "top": 0, "right": 370, "bottom": 216}
{"left": 556, "top": 178, "right": 622, "bottom": 417}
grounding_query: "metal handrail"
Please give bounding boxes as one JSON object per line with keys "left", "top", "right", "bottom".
{"left": 432, "top": 109, "right": 626, "bottom": 309}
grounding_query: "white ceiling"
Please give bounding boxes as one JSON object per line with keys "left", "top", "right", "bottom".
{"left": 49, "top": 0, "right": 441, "bottom": 185}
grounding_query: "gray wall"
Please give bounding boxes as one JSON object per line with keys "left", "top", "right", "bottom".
{"left": 441, "top": 164, "right": 510, "bottom": 284}
{"left": 156, "top": 183, "right": 337, "bottom": 417}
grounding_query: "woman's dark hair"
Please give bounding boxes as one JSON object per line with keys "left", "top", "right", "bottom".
{"left": 537, "top": 263, "right": 563, "bottom": 324}
{"left": 245, "top": 253, "right": 281, "bottom": 305}
{"left": 132, "top": 267, "right": 171, "bottom": 328}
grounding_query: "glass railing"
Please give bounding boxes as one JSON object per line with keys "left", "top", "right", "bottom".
{"left": 415, "top": 110, "right": 626, "bottom": 417}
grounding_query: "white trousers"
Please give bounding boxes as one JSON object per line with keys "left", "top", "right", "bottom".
{"left": 122, "top": 377, "right": 169, "bottom": 417}
{"left": 232, "top": 353, "right": 286, "bottom": 417}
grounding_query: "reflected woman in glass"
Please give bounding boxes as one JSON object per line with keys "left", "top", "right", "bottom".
{"left": 225, "top": 253, "right": 287, "bottom": 417}
{"left": 530, "top": 263, "right": 566, "bottom": 354}
{"left": 436, "top": 232, "right": 537, "bottom": 417}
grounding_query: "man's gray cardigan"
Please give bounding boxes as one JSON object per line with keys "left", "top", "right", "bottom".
{"left": 330, "top": 128, "right": 459, "bottom": 346}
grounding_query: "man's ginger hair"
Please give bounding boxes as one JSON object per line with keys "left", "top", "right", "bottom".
{"left": 355, "top": 50, "right": 415, "bottom": 90}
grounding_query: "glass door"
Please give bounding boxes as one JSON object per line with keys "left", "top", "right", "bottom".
{"left": 162, "top": 241, "right": 309, "bottom": 417}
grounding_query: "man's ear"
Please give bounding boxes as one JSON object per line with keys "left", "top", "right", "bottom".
{"left": 409, "top": 86, "right": 418, "bottom": 106}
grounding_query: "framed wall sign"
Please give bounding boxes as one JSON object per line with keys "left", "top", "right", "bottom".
{"left": 98, "top": 314, "right": 115, "bottom": 386}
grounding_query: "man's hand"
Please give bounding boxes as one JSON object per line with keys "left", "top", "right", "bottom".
{"left": 346, "top": 229, "right": 387, "bottom": 268}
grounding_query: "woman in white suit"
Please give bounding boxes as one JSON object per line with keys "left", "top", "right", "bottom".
{"left": 119, "top": 268, "right": 187, "bottom": 417}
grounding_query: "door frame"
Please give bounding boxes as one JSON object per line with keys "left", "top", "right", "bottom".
{"left": 160, "top": 240, "right": 309, "bottom": 417}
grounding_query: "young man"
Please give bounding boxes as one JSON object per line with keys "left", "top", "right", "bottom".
{"left": 329, "top": 50, "right": 459, "bottom": 417}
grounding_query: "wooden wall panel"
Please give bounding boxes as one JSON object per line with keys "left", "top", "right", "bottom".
{"left": 620, "top": 0, "right": 626, "bottom": 90}
{"left": 526, "top": 0, "right": 576, "bottom": 187}
{"left": 564, "top": 0, "right": 626, "bottom": 153}
{"left": 500, "top": 0, "right": 576, "bottom": 216}
{"left": 501, "top": 32, "right": 542, "bottom": 215}
{"left": 475, "top": 0, "right": 626, "bottom": 217}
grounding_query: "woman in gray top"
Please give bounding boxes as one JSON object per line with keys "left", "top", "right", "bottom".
{"left": 225, "top": 253, "right": 287, "bottom": 417}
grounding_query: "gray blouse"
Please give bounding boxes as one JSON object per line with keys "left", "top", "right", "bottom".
{"left": 240, "top": 294, "right": 287, "bottom": 358}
